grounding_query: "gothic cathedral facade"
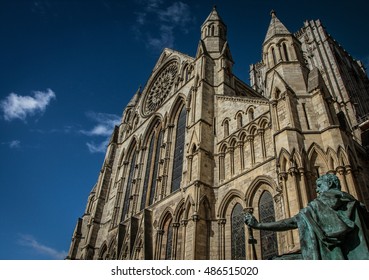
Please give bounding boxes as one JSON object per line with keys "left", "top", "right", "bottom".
{"left": 67, "top": 8, "right": 369, "bottom": 260}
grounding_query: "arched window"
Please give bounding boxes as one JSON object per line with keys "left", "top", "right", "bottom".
{"left": 122, "top": 150, "right": 137, "bottom": 221}
{"left": 259, "top": 191, "right": 278, "bottom": 259}
{"left": 282, "top": 43, "right": 289, "bottom": 61}
{"left": 271, "top": 47, "right": 277, "bottom": 66}
{"left": 210, "top": 25, "right": 215, "bottom": 36}
{"left": 219, "top": 145, "right": 227, "bottom": 181}
{"left": 248, "top": 108, "right": 254, "bottom": 122}
{"left": 160, "top": 216, "right": 173, "bottom": 260}
{"left": 141, "top": 128, "right": 163, "bottom": 209}
{"left": 165, "top": 220, "right": 173, "bottom": 259}
{"left": 171, "top": 106, "right": 186, "bottom": 192}
{"left": 231, "top": 203, "right": 246, "bottom": 260}
{"left": 223, "top": 119, "right": 229, "bottom": 137}
{"left": 149, "top": 130, "right": 163, "bottom": 205}
{"left": 237, "top": 113, "right": 243, "bottom": 129}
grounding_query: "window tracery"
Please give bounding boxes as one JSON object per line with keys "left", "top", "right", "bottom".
{"left": 259, "top": 191, "right": 278, "bottom": 259}
{"left": 231, "top": 203, "right": 246, "bottom": 260}
{"left": 143, "top": 61, "right": 179, "bottom": 116}
{"left": 171, "top": 106, "right": 186, "bottom": 192}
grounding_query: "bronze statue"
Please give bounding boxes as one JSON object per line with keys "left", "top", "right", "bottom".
{"left": 244, "top": 174, "right": 369, "bottom": 259}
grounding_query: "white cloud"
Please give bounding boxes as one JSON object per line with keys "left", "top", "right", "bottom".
{"left": 1, "top": 140, "right": 21, "bottom": 149}
{"left": 80, "top": 112, "right": 121, "bottom": 136}
{"left": 18, "top": 234, "right": 67, "bottom": 260}
{"left": 158, "top": 1, "right": 192, "bottom": 27}
{"left": 86, "top": 138, "right": 110, "bottom": 153}
{"left": 9, "top": 140, "right": 21, "bottom": 149}
{"left": 148, "top": 25, "right": 175, "bottom": 51}
{"left": 81, "top": 112, "right": 121, "bottom": 153}
{"left": 0, "top": 89, "right": 56, "bottom": 121}
{"left": 134, "top": 1, "right": 194, "bottom": 52}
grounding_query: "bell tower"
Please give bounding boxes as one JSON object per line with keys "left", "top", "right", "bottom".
{"left": 200, "top": 6, "right": 227, "bottom": 57}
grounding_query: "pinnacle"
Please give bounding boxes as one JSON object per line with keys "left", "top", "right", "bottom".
{"left": 264, "top": 10, "right": 291, "bottom": 44}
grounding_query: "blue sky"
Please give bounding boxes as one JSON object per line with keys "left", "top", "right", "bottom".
{"left": 0, "top": 0, "right": 368, "bottom": 260}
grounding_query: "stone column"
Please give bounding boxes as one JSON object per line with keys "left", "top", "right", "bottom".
{"left": 298, "top": 167, "right": 309, "bottom": 206}
{"left": 270, "top": 100, "right": 280, "bottom": 131}
{"left": 258, "top": 128, "right": 266, "bottom": 160}
{"left": 228, "top": 146, "right": 235, "bottom": 175}
{"left": 217, "top": 218, "right": 226, "bottom": 260}
{"left": 237, "top": 141, "right": 245, "bottom": 171}
{"left": 247, "top": 135, "right": 255, "bottom": 166}
{"left": 180, "top": 219, "right": 188, "bottom": 260}
{"left": 279, "top": 172, "right": 295, "bottom": 250}
{"left": 336, "top": 166, "right": 349, "bottom": 193}
{"left": 288, "top": 167, "right": 302, "bottom": 211}
{"left": 155, "top": 229, "right": 164, "bottom": 260}
{"left": 192, "top": 213, "right": 199, "bottom": 259}
{"left": 219, "top": 152, "right": 225, "bottom": 181}
{"left": 345, "top": 166, "right": 360, "bottom": 200}
{"left": 171, "top": 222, "right": 180, "bottom": 260}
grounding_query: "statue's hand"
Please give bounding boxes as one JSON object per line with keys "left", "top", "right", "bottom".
{"left": 244, "top": 213, "right": 259, "bottom": 228}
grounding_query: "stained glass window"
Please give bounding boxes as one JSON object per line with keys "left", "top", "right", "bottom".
{"left": 149, "top": 130, "right": 162, "bottom": 205}
{"left": 231, "top": 203, "right": 246, "bottom": 260}
{"left": 165, "top": 219, "right": 173, "bottom": 260}
{"left": 171, "top": 106, "right": 186, "bottom": 192}
{"left": 259, "top": 191, "right": 278, "bottom": 259}
{"left": 141, "top": 136, "right": 154, "bottom": 210}
{"left": 122, "top": 151, "right": 136, "bottom": 221}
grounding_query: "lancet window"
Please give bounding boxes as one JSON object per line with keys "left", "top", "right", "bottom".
{"left": 171, "top": 106, "right": 186, "bottom": 192}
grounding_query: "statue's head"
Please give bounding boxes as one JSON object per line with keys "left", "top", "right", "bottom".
{"left": 316, "top": 174, "right": 341, "bottom": 195}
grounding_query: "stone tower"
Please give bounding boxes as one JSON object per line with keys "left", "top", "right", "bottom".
{"left": 68, "top": 8, "right": 369, "bottom": 260}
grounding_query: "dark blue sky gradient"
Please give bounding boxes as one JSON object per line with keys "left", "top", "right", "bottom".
{"left": 0, "top": 0, "right": 368, "bottom": 259}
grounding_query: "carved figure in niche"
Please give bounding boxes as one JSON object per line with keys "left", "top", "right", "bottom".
{"left": 244, "top": 174, "right": 369, "bottom": 259}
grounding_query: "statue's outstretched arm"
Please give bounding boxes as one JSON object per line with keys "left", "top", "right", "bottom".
{"left": 245, "top": 213, "right": 298, "bottom": 231}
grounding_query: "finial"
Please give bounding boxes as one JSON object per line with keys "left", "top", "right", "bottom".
{"left": 270, "top": 10, "right": 276, "bottom": 18}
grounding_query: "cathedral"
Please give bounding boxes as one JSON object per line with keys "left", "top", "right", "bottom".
{"left": 67, "top": 8, "right": 369, "bottom": 260}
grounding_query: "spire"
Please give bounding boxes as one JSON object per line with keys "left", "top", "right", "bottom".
{"left": 201, "top": 5, "right": 224, "bottom": 26}
{"left": 199, "top": 6, "right": 227, "bottom": 55}
{"left": 264, "top": 10, "right": 291, "bottom": 44}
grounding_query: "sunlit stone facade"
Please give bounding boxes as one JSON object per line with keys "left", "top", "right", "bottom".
{"left": 67, "top": 8, "right": 369, "bottom": 260}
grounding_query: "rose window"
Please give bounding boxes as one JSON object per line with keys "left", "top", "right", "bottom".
{"left": 143, "top": 61, "right": 178, "bottom": 116}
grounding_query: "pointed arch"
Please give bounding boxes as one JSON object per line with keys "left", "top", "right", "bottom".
{"left": 291, "top": 149, "right": 303, "bottom": 169}
{"left": 170, "top": 101, "right": 187, "bottom": 192}
{"left": 337, "top": 146, "right": 350, "bottom": 167}
{"left": 307, "top": 143, "right": 328, "bottom": 177}
{"left": 121, "top": 140, "right": 138, "bottom": 222}
{"left": 197, "top": 195, "right": 211, "bottom": 259}
{"left": 142, "top": 115, "right": 163, "bottom": 146}
{"left": 98, "top": 242, "right": 108, "bottom": 260}
{"left": 235, "top": 110, "right": 244, "bottom": 129}
{"left": 158, "top": 211, "right": 174, "bottom": 260}
{"left": 277, "top": 148, "right": 291, "bottom": 172}
{"left": 326, "top": 147, "right": 339, "bottom": 171}
{"left": 222, "top": 117, "right": 231, "bottom": 137}
{"left": 231, "top": 203, "right": 246, "bottom": 260}
{"left": 183, "top": 195, "right": 195, "bottom": 220}
{"left": 141, "top": 117, "right": 164, "bottom": 209}
{"left": 173, "top": 199, "right": 185, "bottom": 222}
{"left": 258, "top": 191, "right": 278, "bottom": 259}
{"left": 107, "top": 237, "right": 117, "bottom": 260}
{"left": 245, "top": 175, "right": 278, "bottom": 207}
{"left": 218, "top": 189, "right": 245, "bottom": 219}
{"left": 217, "top": 190, "right": 245, "bottom": 260}
{"left": 168, "top": 94, "right": 186, "bottom": 124}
